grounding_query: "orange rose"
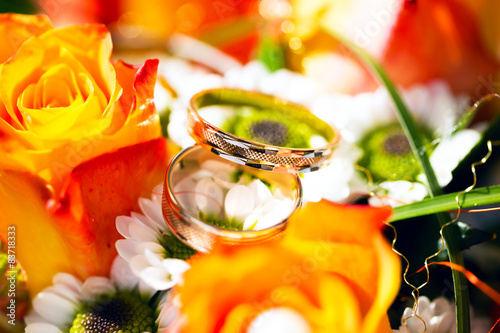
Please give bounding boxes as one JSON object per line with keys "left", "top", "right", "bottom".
{"left": 0, "top": 14, "right": 161, "bottom": 194}
{"left": 174, "top": 201, "right": 400, "bottom": 333}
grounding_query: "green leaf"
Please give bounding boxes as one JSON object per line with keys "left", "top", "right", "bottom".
{"left": 436, "top": 222, "right": 496, "bottom": 260}
{"left": 446, "top": 103, "right": 500, "bottom": 194}
{"left": 320, "top": 25, "right": 471, "bottom": 332}
{"left": 453, "top": 94, "right": 499, "bottom": 134}
{"left": 454, "top": 221, "right": 496, "bottom": 249}
{"left": 391, "top": 185, "right": 500, "bottom": 221}
{"left": 159, "top": 107, "right": 171, "bottom": 139}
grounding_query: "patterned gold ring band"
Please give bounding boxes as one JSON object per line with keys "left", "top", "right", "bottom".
{"left": 187, "top": 88, "right": 340, "bottom": 173}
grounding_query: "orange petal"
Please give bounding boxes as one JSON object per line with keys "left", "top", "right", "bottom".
{"left": 113, "top": 60, "right": 140, "bottom": 121}
{"left": 0, "top": 170, "right": 75, "bottom": 296}
{"left": 381, "top": 0, "right": 500, "bottom": 96}
{"left": 63, "top": 138, "right": 169, "bottom": 277}
{"left": 286, "top": 200, "right": 392, "bottom": 245}
{"left": 0, "top": 138, "right": 168, "bottom": 296}
{"left": 178, "top": 244, "right": 362, "bottom": 333}
{"left": 284, "top": 201, "right": 399, "bottom": 331}
{"left": 0, "top": 46, "right": 160, "bottom": 194}
{"left": 361, "top": 233, "right": 401, "bottom": 333}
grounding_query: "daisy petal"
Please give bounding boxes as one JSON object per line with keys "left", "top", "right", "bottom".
{"left": 129, "top": 221, "right": 158, "bottom": 243}
{"left": 151, "top": 184, "right": 164, "bottom": 206}
{"left": 25, "top": 323, "right": 63, "bottom": 333}
{"left": 428, "top": 129, "right": 481, "bottom": 186}
{"left": 130, "top": 255, "right": 150, "bottom": 276}
{"left": 224, "top": 185, "right": 255, "bottom": 220}
{"left": 80, "top": 277, "right": 115, "bottom": 301}
{"left": 157, "top": 294, "right": 181, "bottom": 330}
{"left": 144, "top": 248, "right": 165, "bottom": 266}
{"left": 52, "top": 273, "right": 83, "bottom": 294}
{"left": 140, "top": 266, "right": 176, "bottom": 290}
{"left": 162, "top": 259, "right": 191, "bottom": 281}
{"left": 116, "top": 239, "right": 139, "bottom": 261}
{"left": 110, "top": 256, "right": 140, "bottom": 290}
{"left": 136, "top": 241, "right": 165, "bottom": 256}
{"left": 116, "top": 215, "right": 137, "bottom": 238}
{"left": 32, "top": 291, "right": 76, "bottom": 326}
{"left": 24, "top": 312, "right": 45, "bottom": 325}
{"left": 139, "top": 198, "right": 165, "bottom": 230}
{"left": 131, "top": 212, "right": 153, "bottom": 229}
{"left": 43, "top": 285, "right": 80, "bottom": 304}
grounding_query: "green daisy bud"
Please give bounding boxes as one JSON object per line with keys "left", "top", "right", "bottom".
{"left": 69, "top": 291, "right": 154, "bottom": 333}
{"left": 160, "top": 234, "right": 197, "bottom": 260}
{"left": 358, "top": 123, "right": 433, "bottom": 182}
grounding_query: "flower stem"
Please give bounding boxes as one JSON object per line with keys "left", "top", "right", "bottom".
{"left": 322, "top": 26, "right": 471, "bottom": 332}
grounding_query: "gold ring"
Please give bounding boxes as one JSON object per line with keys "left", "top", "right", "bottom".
{"left": 187, "top": 88, "right": 340, "bottom": 173}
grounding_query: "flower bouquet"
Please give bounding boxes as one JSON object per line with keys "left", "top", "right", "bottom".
{"left": 1, "top": 1, "right": 500, "bottom": 332}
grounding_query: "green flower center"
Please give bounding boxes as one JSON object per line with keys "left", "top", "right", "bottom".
{"left": 382, "top": 132, "right": 412, "bottom": 156}
{"left": 199, "top": 212, "right": 243, "bottom": 231}
{"left": 160, "top": 233, "right": 197, "bottom": 260}
{"left": 221, "top": 107, "right": 319, "bottom": 148}
{"left": 358, "top": 123, "right": 433, "bottom": 182}
{"left": 69, "top": 291, "right": 155, "bottom": 333}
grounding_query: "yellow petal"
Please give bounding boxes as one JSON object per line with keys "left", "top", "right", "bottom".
{"left": 0, "top": 14, "right": 52, "bottom": 64}
{"left": 38, "top": 24, "right": 115, "bottom": 100}
{"left": 0, "top": 170, "right": 75, "bottom": 296}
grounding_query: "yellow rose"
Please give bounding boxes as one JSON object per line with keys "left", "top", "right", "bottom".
{"left": 0, "top": 14, "right": 161, "bottom": 193}
{"left": 0, "top": 14, "right": 167, "bottom": 297}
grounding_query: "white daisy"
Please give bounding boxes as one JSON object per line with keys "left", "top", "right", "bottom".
{"left": 312, "top": 80, "right": 480, "bottom": 206}
{"left": 156, "top": 40, "right": 480, "bottom": 206}
{"left": 392, "top": 296, "right": 491, "bottom": 333}
{"left": 158, "top": 59, "right": 358, "bottom": 203}
{"left": 300, "top": 140, "right": 365, "bottom": 203}
{"left": 172, "top": 157, "right": 295, "bottom": 231}
{"left": 24, "top": 257, "right": 170, "bottom": 333}
{"left": 115, "top": 184, "right": 194, "bottom": 291}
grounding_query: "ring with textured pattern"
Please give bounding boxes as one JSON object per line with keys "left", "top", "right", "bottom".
{"left": 187, "top": 88, "right": 340, "bottom": 173}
